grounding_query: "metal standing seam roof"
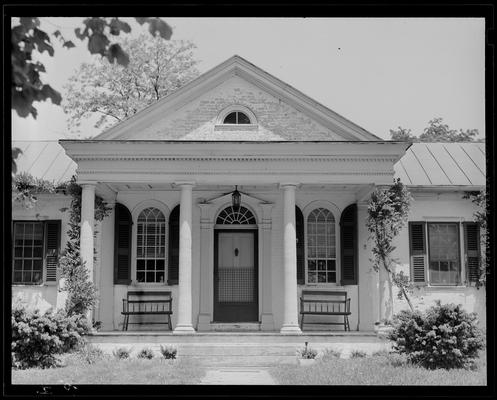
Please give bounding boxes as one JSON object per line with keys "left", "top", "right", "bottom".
{"left": 12, "top": 141, "right": 486, "bottom": 187}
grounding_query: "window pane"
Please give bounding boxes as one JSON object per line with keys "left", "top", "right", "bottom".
{"left": 146, "top": 272, "right": 155, "bottom": 282}
{"left": 13, "top": 272, "right": 22, "bottom": 283}
{"left": 23, "top": 271, "right": 32, "bottom": 283}
{"left": 237, "top": 112, "right": 250, "bottom": 124}
{"left": 428, "top": 223, "right": 460, "bottom": 285}
{"left": 308, "top": 260, "right": 316, "bottom": 271}
{"left": 146, "top": 260, "right": 155, "bottom": 271}
{"left": 33, "top": 259, "right": 43, "bottom": 272}
{"left": 157, "top": 271, "right": 165, "bottom": 283}
{"left": 14, "top": 260, "right": 22, "bottom": 271}
{"left": 33, "top": 271, "right": 42, "bottom": 284}
{"left": 156, "top": 260, "right": 165, "bottom": 271}
{"left": 308, "top": 272, "right": 317, "bottom": 283}
{"left": 137, "top": 272, "right": 145, "bottom": 283}
{"left": 223, "top": 112, "right": 237, "bottom": 124}
{"left": 137, "top": 259, "right": 145, "bottom": 270}
{"left": 327, "top": 272, "right": 336, "bottom": 283}
{"left": 33, "top": 246, "right": 43, "bottom": 258}
{"left": 15, "top": 247, "right": 23, "bottom": 258}
{"left": 317, "top": 272, "right": 327, "bottom": 283}
{"left": 317, "top": 260, "right": 326, "bottom": 271}
{"left": 24, "top": 247, "right": 32, "bottom": 258}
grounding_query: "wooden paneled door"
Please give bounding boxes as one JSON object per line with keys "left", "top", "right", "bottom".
{"left": 214, "top": 230, "right": 258, "bottom": 322}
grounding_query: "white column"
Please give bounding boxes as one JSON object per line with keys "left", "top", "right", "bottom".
{"left": 260, "top": 203, "right": 275, "bottom": 331}
{"left": 80, "top": 183, "right": 96, "bottom": 322}
{"left": 197, "top": 202, "right": 213, "bottom": 331}
{"left": 280, "top": 184, "right": 302, "bottom": 334}
{"left": 174, "top": 182, "right": 196, "bottom": 333}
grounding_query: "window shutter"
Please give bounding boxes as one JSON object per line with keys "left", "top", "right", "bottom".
{"left": 296, "top": 206, "right": 305, "bottom": 284}
{"left": 168, "top": 205, "right": 180, "bottom": 285}
{"left": 45, "top": 221, "right": 61, "bottom": 282}
{"left": 340, "top": 203, "right": 357, "bottom": 285}
{"left": 409, "top": 222, "right": 427, "bottom": 284}
{"left": 114, "top": 203, "right": 132, "bottom": 285}
{"left": 464, "top": 222, "right": 480, "bottom": 283}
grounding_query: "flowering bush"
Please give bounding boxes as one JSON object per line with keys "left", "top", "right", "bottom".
{"left": 11, "top": 303, "right": 90, "bottom": 369}
{"left": 297, "top": 342, "right": 318, "bottom": 359}
{"left": 160, "top": 345, "right": 177, "bottom": 359}
{"left": 388, "top": 301, "right": 485, "bottom": 369}
{"left": 137, "top": 347, "right": 155, "bottom": 359}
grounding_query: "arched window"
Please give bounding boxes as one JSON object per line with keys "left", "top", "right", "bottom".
{"left": 223, "top": 111, "right": 251, "bottom": 124}
{"left": 136, "top": 207, "right": 166, "bottom": 283}
{"left": 307, "top": 208, "right": 336, "bottom": 283}
{"left": 216, "top": 206, "right": 256, "bottom": 225}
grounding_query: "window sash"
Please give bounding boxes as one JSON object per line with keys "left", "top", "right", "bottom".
{"left": 427, "top": 222, "right": 461, "bottom": 286}
{"left": 13, "top": 221, "right": 45, "bottom": 284}
{"left": 136, "top": 208, "right": 166, "bottom": 283}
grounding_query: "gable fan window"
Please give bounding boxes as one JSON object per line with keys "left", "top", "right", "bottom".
{"left": 136, "top": 207, "right": 166, "bottom": 283}
{"left": 223, "top": 111, "right": 251, "bottom": 124}
{"left": 306, "top": 208, "right": 336, "bottom": 284}
{"left": 13, "top": 220, "right": 61, "bottom": 285}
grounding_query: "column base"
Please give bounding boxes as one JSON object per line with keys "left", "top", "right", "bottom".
{"left": 197, "top": 314, "right": 212, "bottom": 332}
{"left": 261, "top": 313, "right": 275, "bottom": 331}
{"left": 173, "top": 325, "right": 196, "bottom": 335}
{"left": 280, "top": 324, "right": 302, "bottom": 335}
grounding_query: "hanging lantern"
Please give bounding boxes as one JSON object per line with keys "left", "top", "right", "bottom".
{"left": 232, "top": 185, "right": 241, "bottom": 209}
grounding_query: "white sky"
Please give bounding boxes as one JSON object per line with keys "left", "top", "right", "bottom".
{"left": 12, "top": 17, "right": 486, "bottom": 141}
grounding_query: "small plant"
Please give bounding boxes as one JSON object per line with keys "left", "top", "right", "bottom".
{"left": 321, "top": 348, "right": 341, "bottom": 359}
{"left": 297, "top": 342, "right": 318, "bottom": 359}
{"left": 371, "top": 349, "right": 391, "bottom": 357}
{"left": 77, "top": 343, "right": 105, "bottom": 364}
{"left": 137, "top": 347, "right": 155, "bottom": 359}
{"left": 113, "top": 347, "right": 132, "bottom": 360}
{"left": 388, "top": 301, "right": 485, "bottom": 369}
{"left": 350, "top": 349, "right": 367, "bottom": 358}
{"left": 160, "top": 345, "right": 177, "bottom": 360}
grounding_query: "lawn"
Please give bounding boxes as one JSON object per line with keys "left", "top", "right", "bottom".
{"left": 269, "top": 351, "right": 487, "bottom": 386}
{"left": 11, "top": 353, "right": 205, "bottom": 385}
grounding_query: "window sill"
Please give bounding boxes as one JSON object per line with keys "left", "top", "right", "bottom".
{"left": 415, "top": 284, "right": 470, "bottom": 290}
{"left": 214, "top": 124, "right": 258, "bottom": 131}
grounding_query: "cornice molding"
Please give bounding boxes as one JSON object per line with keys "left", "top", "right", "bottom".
{"left": 78, "top": 170, "right": 394, "bottom": 176}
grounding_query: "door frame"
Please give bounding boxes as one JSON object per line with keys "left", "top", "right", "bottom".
{"left": 213, "top": 228, "right": 259, "bottom": 322}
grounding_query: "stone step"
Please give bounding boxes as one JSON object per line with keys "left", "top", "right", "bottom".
{"left": 181, "top": 355, "right": 298, "bottom": 367}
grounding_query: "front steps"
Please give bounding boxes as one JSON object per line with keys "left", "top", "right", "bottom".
{"left": 88, "top": 332, "right": 390, "bottom": 367}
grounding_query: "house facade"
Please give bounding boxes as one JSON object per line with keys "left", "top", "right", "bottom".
{"left": 12, "top": 56, "right": 486, "bottom": 332}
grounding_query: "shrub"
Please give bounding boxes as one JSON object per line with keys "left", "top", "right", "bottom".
{"left": 159, "top": 345, "right": 177, "bottom": 360}
{"left": 350, "top": 350, "right": 367, "bottom": 358}
{"left": 137, "top": 347, "right": 155, "bottom": 359}
{"left": 76, "top": 343, "right": 106, "bottom": 365}
{"left": 11, "top": 304, "right": 90, "bottom": 369}
{"left": 388, "top": 301, "right": 485, "bottom": 369}
{"left": 113, "top": 347, "right": 132, "bottom": 360}
{"left": 297, "top": 342, "right": 318, "bottom": 359}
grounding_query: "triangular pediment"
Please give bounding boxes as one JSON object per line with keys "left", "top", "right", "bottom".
{"left": 95, "top": 55, "right": 380, "bottom": 141}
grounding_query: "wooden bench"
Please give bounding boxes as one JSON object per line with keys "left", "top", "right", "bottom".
{"left": 121, "top": 291, "right": 173, "bottom": 331}
{"left": 300, "top": 290, "right": 351, "bottom": 331}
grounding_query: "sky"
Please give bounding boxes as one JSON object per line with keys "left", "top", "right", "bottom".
{"left": 12, "top": 17, "right": 486, "bottom": 141}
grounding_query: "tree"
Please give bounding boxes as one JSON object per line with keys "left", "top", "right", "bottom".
{"left": 366, "top": 179, "right": 413, "bottom": 324}
{"left": 390, "top": 117, "right": 482, "bottom": 142}
{"left": 63, "top": 34, "right": 199, "bottom": 132}
{"left": 11, "top": 17, "right": 172, "bottom": 120}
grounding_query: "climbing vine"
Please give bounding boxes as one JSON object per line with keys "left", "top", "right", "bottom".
{"left": 366, "top": 179, "right": 414, "bottom": 320}
{"left": 463, "top": 190, "right": 488, "bottom": 287}
{"left": 58, "top": 176, "right": 112, "bottom": 316}
{"left": 12, "top": 172, "right": 65, "bottom": 208}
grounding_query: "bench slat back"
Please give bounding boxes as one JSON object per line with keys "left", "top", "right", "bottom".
{"left": 301, "top": 290, "right": 347, "bottom": 299}
{"left": 301, "top": 291, "right": 349, "bottom": 313}
{"left": 124, "top": 291, "right": 172, "bottom": 313}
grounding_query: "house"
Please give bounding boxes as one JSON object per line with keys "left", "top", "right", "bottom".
{"left": 11, "top": 55, "right": 486, "bottom": 333}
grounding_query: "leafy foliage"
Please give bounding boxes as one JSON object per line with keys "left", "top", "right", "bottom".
{"left": 366, "top": 179, "right": 413, "bottom": 316}
{"left": 159, "top": 345, "right": 177, "bottom": 360}
{"left": 11, "top": 302, "right": 90, "bottom": 369}
{"left": 350, "top": 350, "right": 367, "bottom": 358}
{"left": 59, "top": 176, "right": 112, "bottom": 316}
{"left": 75, "top": 343, "right": 106, "bottom": 365}
{"left": 463, "top": 190, "right": 488, "bottom": 287}
{"left": 63, "top": 35, "right": 199, "bottom": 133}
{"left": 390, "top": 117, "right": 482, "bottom": 142}
{"left": 12, "top": 148, "right": 23, "bottom": 175}
{"left": 137, "top": 347, "right": 155, "bottom": 359}
{"left": 12, "top": 17, "right": 172, "bottom": 120}
{"left": 12, "top": 172, "right": 64, "bottom": 208}
{"left": 113, "top": 347, "right": 132, "bottom": 360}
{"left": 297, "top": 342, "right": 318, "bottom": 359}
{"left": 388, "top": 301, "right": 485, "bottom": 369}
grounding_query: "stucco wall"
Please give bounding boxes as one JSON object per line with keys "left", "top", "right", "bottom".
{"left": 12, "top": 194, "right": 71, "bottom": 312}
{"left": 118, "top": 76, "right": 343, "bottom": 141}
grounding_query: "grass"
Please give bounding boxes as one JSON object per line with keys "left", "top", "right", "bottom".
{"left": 11, "top": 351, "right": 205, "bottom": 385}
{"left": 270, "top": 351, "right": 487, "bottom": 385}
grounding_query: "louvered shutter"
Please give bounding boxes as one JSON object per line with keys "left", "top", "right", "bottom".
{"left": 168, "top": 205, "right": 180, "bottom": 285}
{"left": 464, "top": 222, "right": 480, "bottom": 283}
{"left": 296, "top": 206, "right": 305, "bottom": 284}
{"left": 45, "top": 221, "right": 61, "bottom": 282}
{"left": 340, "top": 204, "right": 358, "bottom": 285}
{"left": 409, "top": 222, "right": 427, "bottom": 284}
{"left": 114, "top": 203, "right": 132, "bottom": 284}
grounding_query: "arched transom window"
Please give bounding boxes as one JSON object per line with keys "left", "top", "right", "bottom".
{"left": 136, "top": 207, "right": 166, "bottom": 283}
{"left": 307, "top": 208, "right": 336, "bottom": 283}
{"left": 217, "top": 206, "right": 256, "bottom": 225}
{"left": 223, "top": 111, "right": 251, "bottom": 124}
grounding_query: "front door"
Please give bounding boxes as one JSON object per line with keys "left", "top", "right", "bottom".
{"left": 214, "top": 230, "right": 258, "bottom": 322}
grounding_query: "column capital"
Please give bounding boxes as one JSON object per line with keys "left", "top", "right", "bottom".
{"left": 279, "top": 183, "right": 301, "bottom": 190}
{"left": 79, "top": 181, "right": 97, "bottom": 189}
{"left": 173, "top": 181, "right": 196, "bottom": 188}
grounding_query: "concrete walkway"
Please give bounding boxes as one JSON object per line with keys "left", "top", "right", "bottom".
{"left": 200, "top": 367, "right": 276, "bottom": 385}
